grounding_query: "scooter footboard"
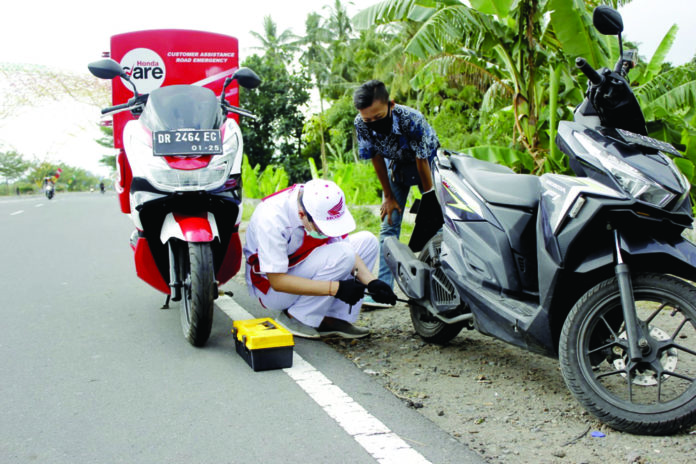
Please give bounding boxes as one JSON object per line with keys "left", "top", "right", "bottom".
{"left": 383, "top": 237, "right": 429, "bottom": 299}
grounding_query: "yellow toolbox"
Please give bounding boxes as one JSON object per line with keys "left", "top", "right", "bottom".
{"left": 232, "top": 318, "right": 294, "bottom": 371}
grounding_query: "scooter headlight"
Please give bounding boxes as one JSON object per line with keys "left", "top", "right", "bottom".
{"left": 124, "top": 120, "right": 236, "bottom": 192}
{"left": 573, "top": 132, "right": 675, "bottom": 207}
{"left": 151, "top": 157, "right": 231, "bottom": 191}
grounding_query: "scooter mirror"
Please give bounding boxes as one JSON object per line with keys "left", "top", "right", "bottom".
{"left": 593, "top": 5, "right": 624, "bottom": 35}
{"left": 88, "top": 59, "right": 126, "bottom": 80}
{"left": 232, "top": 67, "right": 262, "bottom": 89}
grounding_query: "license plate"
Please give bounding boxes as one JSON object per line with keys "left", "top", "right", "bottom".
{"left": 152, "top": 130, "right": 223, "bottom": 156}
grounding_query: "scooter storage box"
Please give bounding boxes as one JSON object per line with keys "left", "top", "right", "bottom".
{"left": 232, "top": 318, "right": 294, "bottom": 371}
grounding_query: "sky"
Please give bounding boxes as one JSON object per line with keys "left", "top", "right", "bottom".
{"left": 0, "top": 0, "right": 694, "bottom": 178}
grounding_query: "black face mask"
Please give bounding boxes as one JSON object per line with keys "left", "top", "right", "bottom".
{"left": 365, "top": 106, "right": 392, "bottom": 136}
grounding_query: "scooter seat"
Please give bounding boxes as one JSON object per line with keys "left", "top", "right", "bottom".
{"left": 449, "top": 156, "right": 540, "bottom": 209}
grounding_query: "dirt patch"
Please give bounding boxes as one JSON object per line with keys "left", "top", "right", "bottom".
{"left": 325, "top": 301, "right": 696, "bottom": 464}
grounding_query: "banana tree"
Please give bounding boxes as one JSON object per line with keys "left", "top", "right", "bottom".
{"left": 627, "top": 25, "right": 696, "bottom": 192}
{"left": 354, "top": 0, "right": 613, "bottom": 172}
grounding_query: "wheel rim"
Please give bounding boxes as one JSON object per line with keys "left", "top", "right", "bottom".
{"left": 576, "top": 287, "right": 696, "bottom": 412}
{"left": 612, "top": 326, "right": 679, "bottom": 386}
{"left": 411, "top": 301, "right": 445, "bottom": 331}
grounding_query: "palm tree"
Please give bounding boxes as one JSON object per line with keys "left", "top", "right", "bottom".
{"left": 354, "top": 0, "right": 616, "bottom": 170}
{"left": 250, "top": 15, "right": 300, "bottom": 63}
{"left": 300, "top": 12, "right": 333, "bottom": 178}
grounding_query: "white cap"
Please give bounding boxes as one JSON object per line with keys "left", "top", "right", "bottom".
{"left": 301, "top": 179, "right": 356, "bottom": 237}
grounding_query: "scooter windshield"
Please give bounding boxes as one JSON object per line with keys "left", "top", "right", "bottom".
{"left": 139, "top": 85, "right": 222, "bottom": 131}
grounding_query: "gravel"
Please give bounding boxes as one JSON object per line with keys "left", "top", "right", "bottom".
{"left": 325, "top": 300, "right": 696, "bottom": 464}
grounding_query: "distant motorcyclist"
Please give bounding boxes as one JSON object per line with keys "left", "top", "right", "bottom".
{"left": 43, "top": 177, "right": 55, "bottom": 199}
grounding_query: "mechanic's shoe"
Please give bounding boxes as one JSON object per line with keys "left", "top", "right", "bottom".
{"left": 361, "top": 295, "right": 392, "bottom": 310}
{"left": 317, "top": 317, "right": 370, "bottom": 339}
{"left": 276, "top": 310, "right": 320, "bottom": 339}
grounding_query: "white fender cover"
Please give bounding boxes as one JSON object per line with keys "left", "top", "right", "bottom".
{"left": 160, "top": 212, "right": 220, "bottom": 243}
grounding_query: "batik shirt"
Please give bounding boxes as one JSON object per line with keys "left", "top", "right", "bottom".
{"left": 354, "top": 104, "right": 439, "bottom": 165}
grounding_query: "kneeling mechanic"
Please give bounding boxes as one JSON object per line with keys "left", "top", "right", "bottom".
{"left": 243, "top": 179, "right": 397, "bottom": 339}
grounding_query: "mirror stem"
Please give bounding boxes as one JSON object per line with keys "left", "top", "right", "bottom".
{"left": 616, "top": 34, "right": 625, "bottom": 74}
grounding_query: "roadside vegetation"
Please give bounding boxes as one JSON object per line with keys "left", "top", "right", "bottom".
{"left": 2, "top": 0, "right": 695, "bottom": 209}
{"left": 236, "top": 0, "right": 696, "bottom": 211}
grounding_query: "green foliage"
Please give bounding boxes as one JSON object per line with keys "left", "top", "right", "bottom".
{"left": 13, "top": 182, "right": 37, "bottom": 194}
{"left": 303, "top": 94, "right": 358, "bottom": 167}
{"left": 22, "top": 161, "right": 100, "bottom": 192}
{"left": 308, "top": 157, "right": 320, "bottom": 180}
{"left": 350, "top": 206, "right": 382, "bottom": 237}
{"left": 239, "top": 52, "right": 311, "bottom": 178}
{"left": 423, "top": 81, "right": 483, "bottom": 150}
{"left": 466, "top": 145, "right": 535, "bottom": 173}
{"left": 329, "top": 158, "right": 382, "bottom": 205}
{"left": 547, "top": 0, "right": 612, "bottom": 69}
{"left": 0, "top": 150, "right": 29, "bottom": 181}
{"left": 239, "top": 0, "right": 696, "bottom": 218}
{"left": 241, "top": 155, "right": 290, "bottom": 199}
{"left": 96, "top": 124, "right": 117, "bottom": 171}
{"left": 95, "top": 124, "right": 113, "bottom": 148}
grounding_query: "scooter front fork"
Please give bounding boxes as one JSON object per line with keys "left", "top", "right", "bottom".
{"left": 613, "top": 230, "right": 648, "bottom": 362}
{"left": 168, "top": 241, "right": 183, "bottom": 302}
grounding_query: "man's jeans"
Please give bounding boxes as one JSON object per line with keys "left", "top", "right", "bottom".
{"left": 377, "top": 173, "right": 413, "bottom": 288}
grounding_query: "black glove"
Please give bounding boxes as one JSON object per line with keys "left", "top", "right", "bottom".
{"left": 335, "top": 280, "right": 366, "bottom": 306}
{"left": 367, "top": 279, "right": 397, "bottom": 305}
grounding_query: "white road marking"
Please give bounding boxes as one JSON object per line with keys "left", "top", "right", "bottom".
{"left": 216, "top": 295, "right": 431, "bottom": 464}
{"left": 10, "top": 210, "right": 24, "bottom": 216}
{"left": 35, "top": 203, "right": 44, "bottom": 208}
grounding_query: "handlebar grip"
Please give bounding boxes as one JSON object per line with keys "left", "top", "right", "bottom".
{"left": 101, "top": 102, "right": 132, "bottom": 115}
{"left": 575, "top": 57, "right": 603, "bottom": 85}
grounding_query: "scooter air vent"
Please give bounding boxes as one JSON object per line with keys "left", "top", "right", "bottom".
{"left": 430, "top": 264, "right": 459, "bottom": 310}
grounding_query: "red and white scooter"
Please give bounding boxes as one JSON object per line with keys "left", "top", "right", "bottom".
{"left": 88, "top": 58, "right": 260, "bottom": 346}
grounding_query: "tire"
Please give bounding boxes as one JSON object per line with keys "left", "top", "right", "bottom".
{"left": 409, "top": 233, "right": 466, "bottom": 344}
{"left": 178, "top": 242, "right": 216, "bottom": 347}
{"left": 559, "top": 273, "right": 696, "bottom": 435}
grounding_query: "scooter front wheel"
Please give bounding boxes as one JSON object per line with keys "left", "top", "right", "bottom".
{"left": 178, "top": 242, "right": 215, "bottom": 347}
{"left": 559, "top": 273, "right": 696, "bottom": 435}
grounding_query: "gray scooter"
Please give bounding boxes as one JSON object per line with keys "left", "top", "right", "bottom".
{"left": 384, "top": 6, "right": 696, "bottom": 435}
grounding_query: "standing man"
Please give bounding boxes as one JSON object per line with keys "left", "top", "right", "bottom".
{"left": 353, "top": 80, "right": 439, "bottom": 307}
{"left": 243, "top": 179, "right": 397, "bottom": 339}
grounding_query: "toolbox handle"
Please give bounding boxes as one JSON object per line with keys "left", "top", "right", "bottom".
{"left": 261, "top": 320, "right": 277, "bottom": 330}
{"left": 241, "top": 335, "right": 251, "bottom": 353}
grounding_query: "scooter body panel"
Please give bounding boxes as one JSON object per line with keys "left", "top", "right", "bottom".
{"left": 133, "top": 236, "right": 171, "bottom": 294}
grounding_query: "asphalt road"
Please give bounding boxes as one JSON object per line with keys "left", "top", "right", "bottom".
{"left": 0, "top": 192, "right": 482, "bottom": 464}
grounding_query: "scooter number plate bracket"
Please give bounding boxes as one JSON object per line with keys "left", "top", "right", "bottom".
{"left": 152, "top": 129, "right": 223, "bottom": 156}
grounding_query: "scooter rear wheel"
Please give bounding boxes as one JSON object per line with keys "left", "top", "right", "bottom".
{"left": 178, "top": 242, "right": 215, "bottom": 347}
{"left": 559, "top": 273, "right": 696, "bottom": 434}
{"left": 409, "top": 233, "right": 466, "bottom": 345}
